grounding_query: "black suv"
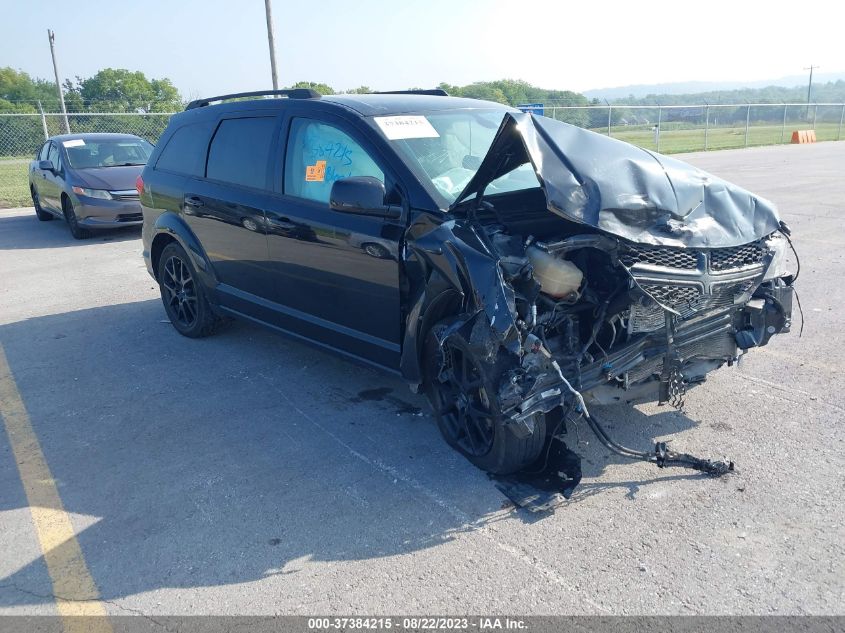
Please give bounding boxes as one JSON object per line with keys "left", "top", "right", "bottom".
{"left": 140, "top": 89, "right": 795, "bottom": 478}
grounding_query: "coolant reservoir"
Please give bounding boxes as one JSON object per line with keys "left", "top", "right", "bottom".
{"left": 526, "top": 245, "right": 583, "bottom": 299}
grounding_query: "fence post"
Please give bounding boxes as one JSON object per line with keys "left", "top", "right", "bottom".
{"left": 704, "top": 105, "right": 709, "bottom": 151}
{"left": 812, "top": 104, "right": 817, "bottom": 130}
{"left": 656, "top": 105, "right": 661, "bottom": 153}
{"left": 781, "top": 104, "right": 788, "bottom": 144}
{"left": 839, "top": 103, "right": 844, "bottom": 140}
{"left": 607, "top": 104, "right": 612, "bottom": 137}
{"left": 744, "top": 104, "right": 750, "bottom": 147}
{"left": 37, "top": 101, "right": 49, "bottom": 141}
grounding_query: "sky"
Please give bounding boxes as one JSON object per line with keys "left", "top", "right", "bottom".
{"left": 2, "top": 0, "right": 843, "bottom": 99}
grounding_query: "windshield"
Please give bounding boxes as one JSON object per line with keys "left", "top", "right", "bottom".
{"left": 63, "top": 139, "right": 154, "bottom": 169}
{"left": 374, "top": 109, "right": 539, "bottom": 207}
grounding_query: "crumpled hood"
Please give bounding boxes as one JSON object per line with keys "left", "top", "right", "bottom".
{"left": 453, "top": 112, "right": 782, "bottom": 248}
{"left": 73, "top": 165, "right": 143, "bottom": 191}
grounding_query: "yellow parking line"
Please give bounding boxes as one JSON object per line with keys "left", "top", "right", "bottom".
{"left": 0, "top": 344, "right": 112, "bottom": 633}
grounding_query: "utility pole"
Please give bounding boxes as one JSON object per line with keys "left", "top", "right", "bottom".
{"left": 264, "top": 0, "right": 279, "bottom": 89}
{"left": 47, "top": 29, "right": 70, "bottom": 134}
{"left": 804, "top": 64, "right": 819, "bottom": 120}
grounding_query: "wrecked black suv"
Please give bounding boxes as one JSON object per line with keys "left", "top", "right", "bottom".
{"left": 140, "top": 89, "right": 795, "bottom": 481}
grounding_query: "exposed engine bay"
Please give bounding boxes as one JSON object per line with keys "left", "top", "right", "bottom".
{"left": 401, "top": 112, "right": 798, "bottom": 504}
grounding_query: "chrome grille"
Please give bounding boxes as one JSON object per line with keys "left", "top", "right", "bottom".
{"left": 619, "top": 245, "right": 698, "bottom": 270}
{"left": 709, "top": 244, "right": 767, "bottom": 271}
{"left": 638, "top": 280, "right": 756, "bottom": 320}
{"left": 109, "top": 189, "right": 140, "bottom": 202}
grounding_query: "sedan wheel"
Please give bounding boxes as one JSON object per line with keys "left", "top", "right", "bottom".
{"left": 31, "top": 186, "right": 53, "bottom": 221}
{"left": 62, "top": 197, "right": 91, "bottom": 239}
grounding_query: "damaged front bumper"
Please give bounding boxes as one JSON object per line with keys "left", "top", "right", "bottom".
{"left": 497, "top": 279, "right": 793, "bottom": 425}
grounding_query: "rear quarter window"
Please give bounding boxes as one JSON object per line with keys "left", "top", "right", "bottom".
{"left": 206, "top": 117, "right": 277, "bottom": 190}
{"left": 155, "top": 121, "right": 213, "bottom": 177}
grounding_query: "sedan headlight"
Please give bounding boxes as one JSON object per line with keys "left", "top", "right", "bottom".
{"left": 72, "top": 186, "right": 112, "bottom": 200}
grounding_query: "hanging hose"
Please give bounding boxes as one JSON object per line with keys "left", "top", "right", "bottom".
{"left": 582, "top": 411, "right": 734, "bottom": 476}
{"left": 549, "top": 359, "right": 733, "bottom": 477}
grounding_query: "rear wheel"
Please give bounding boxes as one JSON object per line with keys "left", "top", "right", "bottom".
{"left": 31, "top": 186, "right": 53, "bottom": 221}
{"left": 157, "top": 242, "right": 220, "bottom": 338}
{"left": 423, "top": 331, "right": 546, "bottom": 474}
{"left": 62, "top": 196, "right": 91, "bottom": 239}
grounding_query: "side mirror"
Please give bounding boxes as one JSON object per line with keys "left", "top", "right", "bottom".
{"left": 38, "top": 160, "right": 54, "bottom": 172}
{"left": 329, "top": 177, "right": 400, "bottom": 219}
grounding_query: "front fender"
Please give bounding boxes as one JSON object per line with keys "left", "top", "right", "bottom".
{"left": 149, "top": 212, "right": 218, "bottom": 290}
{"left": 399, "top": 213, "right": 521, "bottom": 385}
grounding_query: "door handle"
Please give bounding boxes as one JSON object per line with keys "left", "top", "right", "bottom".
{"left": 184, "top": 196, "right": 204, "bottom": 208}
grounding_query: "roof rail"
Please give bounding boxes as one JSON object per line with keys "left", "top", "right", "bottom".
{"left": 185, "top": 89, "right": 321, "bottom": 110}
{"left": 374, "top": 89, "right": 450, "bottom": 97}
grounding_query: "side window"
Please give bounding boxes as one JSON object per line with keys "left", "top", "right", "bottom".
{"left": 284, "top": 118, "right": 384, "bottom": 204}
{"left": 155, "top": 122, "right": 212, "bottom": 177}
{"left": 38, "top": 142, "right": 50, "bottom": 161}
{"left": 46, "top": 143, "right": 59, "bottom": 167}
{"left": 206, "top": 117, "right": 277, "bottom": 189}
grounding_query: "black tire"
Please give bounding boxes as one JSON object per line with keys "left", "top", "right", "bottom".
{"left": 62, "top": 196, "right": 91, "bottom": 239}
{"left": 31, "top": 186, "right": 53, "bottom": 221}
{"left": 157, "top": 242, "right": 220, "bottom": 338}
{"left": 423, "top": 330, "right": 546, "bottom": 475}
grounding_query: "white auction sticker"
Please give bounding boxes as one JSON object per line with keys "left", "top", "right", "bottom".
{"left": 62, "top": 139, "right": 85, "bottom": 148}
{"left": 374, "top": 115, "right": 440, "bottom": 140}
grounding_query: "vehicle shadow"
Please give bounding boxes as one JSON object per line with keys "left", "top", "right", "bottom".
{"left": 0, "top": 299, "right": 708, "bottom": 607}
{"left": 0, "top": 210, "right": 140, "bottom": 250}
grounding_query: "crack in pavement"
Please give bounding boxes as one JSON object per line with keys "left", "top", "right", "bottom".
{"left": 0, "top": 582, "right": 177, "bottom": 632}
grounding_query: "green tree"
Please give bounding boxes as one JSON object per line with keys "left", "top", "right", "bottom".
{"left": 64, "top": 68, "right": 181, "bottom": 113}
{"left": 289, "top": 81, "right": 335, "bottom": 95}
{"left": 345, "top": 86, "right": 373, "bottom": 94}
{"left": 0, "top": 67, "right": 64, "bottom": 113}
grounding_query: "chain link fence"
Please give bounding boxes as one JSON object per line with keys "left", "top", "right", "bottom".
{"left": 2, "top": 104, "right": 845, "bottom": 208}
{"left": 526, "top": 102, "right": 845, "bottom": 154}
{"left": 0, "top": 112, "right": 172, "bottom": 208}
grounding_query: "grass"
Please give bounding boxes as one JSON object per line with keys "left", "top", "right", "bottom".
{"left": 2, "top": 123, "right": 843, "bottom": 208}
{"left": 0, "top": 158, "right": 32, "bottom": 209}
{"left": 601, "top": 121, "right": 844, "bottom": 154}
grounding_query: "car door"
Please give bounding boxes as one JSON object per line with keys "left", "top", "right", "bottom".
{"left": 181, "top": 114, "right": 279, "bottom": 303}
{"left": 39, "top": 142, "right": 63, "bottom": 211}
{"left": 30, "top": 142, "right": 51, "bottom": 203}
{"left": 263, "top": 112, "right": 404, "bottom": 369}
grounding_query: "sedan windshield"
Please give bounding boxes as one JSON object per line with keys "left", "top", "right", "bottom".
{"left": 64, "top": 139, "right": 154, "bottom": 169}
{"left": 375, "top": 109, "right": 539, "bottom": 207}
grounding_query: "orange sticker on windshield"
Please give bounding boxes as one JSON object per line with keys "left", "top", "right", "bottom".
{"left": 305, "top": 160, "right": 326, "bottom": 182}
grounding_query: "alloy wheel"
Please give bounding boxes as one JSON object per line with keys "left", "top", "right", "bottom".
{"left": 162, "top": 255, "right": 199, "bottom": 328}
{"left": 431, "top": 341, "right": 496, "bottom": 456}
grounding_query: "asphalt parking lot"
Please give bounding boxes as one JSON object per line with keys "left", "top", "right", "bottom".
{"left": 1, "top": 142, "right": 843, "bottom": 618}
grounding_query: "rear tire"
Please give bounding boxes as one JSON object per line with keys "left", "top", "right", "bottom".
{"left": 62, "top": 196, "right": 91, "bottom": 239}
{"left": 157, "top": 242, "right": 220, "bottom": 338}
{"left": 423, "top": 330, "right": 546, "bottom": 475}
{"left": 31, "top": 186, "right": 53, "bottom": 221}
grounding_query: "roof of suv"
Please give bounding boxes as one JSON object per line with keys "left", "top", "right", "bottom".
{"left": 320, "top": 94, "right": 513, "bottom": 116}
{"left": 180, "top": 93, "right": 513, "bottom": 119}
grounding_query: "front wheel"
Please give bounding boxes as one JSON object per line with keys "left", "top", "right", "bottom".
{"left": 423, "top": 331, "right": 546, "bottom": 474}
{"left": 62, "top": 196, "right": 90, "bottom": 239}
{"left": 157, "top": 242, "right": 220, "bottom": 338}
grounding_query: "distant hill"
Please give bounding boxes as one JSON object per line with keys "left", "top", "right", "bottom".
{"left": 584, "top": 72, "right": 845, "bottom": 101}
